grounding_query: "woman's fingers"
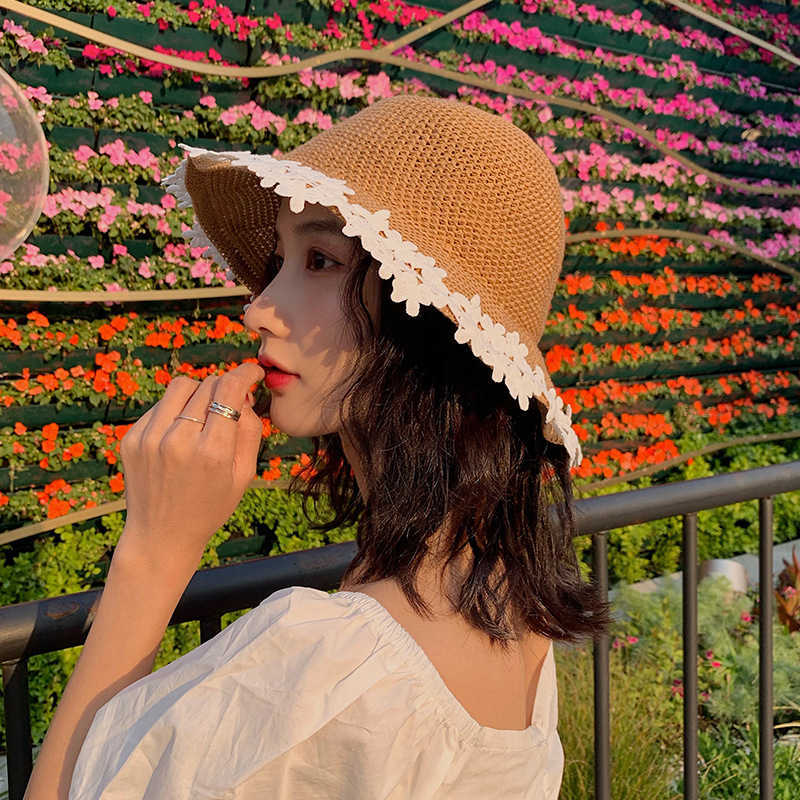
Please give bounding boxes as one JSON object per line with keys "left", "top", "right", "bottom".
{"left": 199, "top": 364, "right": 265, "bottom": 465}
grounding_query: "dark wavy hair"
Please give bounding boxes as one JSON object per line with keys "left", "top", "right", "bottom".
{"left": 275, "top": 235, "right": 612, "bottom": 652}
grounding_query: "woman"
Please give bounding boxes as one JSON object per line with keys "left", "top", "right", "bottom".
{"left": 40, "top": 94, "right": 610, "bottom": 799}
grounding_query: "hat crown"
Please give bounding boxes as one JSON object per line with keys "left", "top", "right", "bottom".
{"left": 285, "top": 95, "right": 566, "bottom": 344}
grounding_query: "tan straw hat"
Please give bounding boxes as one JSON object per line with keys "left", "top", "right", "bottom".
{"left": 162, "top": 94, "right": 582, "bottom": 469}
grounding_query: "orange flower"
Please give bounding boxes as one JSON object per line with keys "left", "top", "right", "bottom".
{"left": 14, "top": 421, "right": 26, "bottom": 434}
{"left": 109, "top": 472, "right": 125, "bottom": 492}
{"left": 116, "top": 371, "right": 139, "bottom": 396}
{"left": 13, "top": 442, "right": 24, "bottom": 454}
{"left": 37, "top": 373, "right": 59, "bottom": 391}
{"left": 39, "top": 457, "right": 49, "bottom": 469}
{"left": 42, "top": 439, "right": 56, "bottom": 454}
{"left": 99, "top": 324, "right": 116, "bottom": 341}
{"left": 110, "top": 316, "right": 128, "bottom": 331}
{"left": 47, "top": 498, "right": 70, "bottom": 518}
{"left": 27, "top": 310, "right": 50, "bottom": 327}
{"left": 42, "top": 422, "right": 59, "bottom": 439}
{"left": 0, "top": 492, "right": 8, "bottom": 507}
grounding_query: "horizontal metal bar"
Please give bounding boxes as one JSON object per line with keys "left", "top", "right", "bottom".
{"left": 2, "top": 460, "right": 800, "bottom": 663}
{"left": 0, "top": 540, "right": 360, "bottom": 662}
{"left": 568, "top": 460, "right": 800, "bottom": 536}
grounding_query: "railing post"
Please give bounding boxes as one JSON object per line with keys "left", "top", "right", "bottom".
{"left": 759, "top": 496, "right": 774, "bottom": 800}
{"left": 592, "top": 531, "right": 610, "bottom": 800}
{"left": 682, "top": 512, "right": 698, "bottom": 800}
{"left": 200, "top": 614, "right": 222, "bottom": 644}
{"left": 2, "top": 657, "right": 33, "bottom": 800}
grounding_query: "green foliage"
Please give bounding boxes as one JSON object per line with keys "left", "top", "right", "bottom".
{"left": 613, "top": 576, "right": 800, "bottom": 729}
{"left": 692, "top": 723, "right": 800, "bottom": 800}
{"left": 555, "top": 642, "right": 682, "bottom": 799}
{"left": 265, "top": 487, "right": 358, "bottom": 554}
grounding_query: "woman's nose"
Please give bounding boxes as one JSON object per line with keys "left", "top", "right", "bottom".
{"left": 243, "top": 291, "right": 292, "bottom": 340}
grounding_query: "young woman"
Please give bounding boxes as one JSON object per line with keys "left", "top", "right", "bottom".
{"left": 42, "top": 94, "right": 610, "bottom": 799}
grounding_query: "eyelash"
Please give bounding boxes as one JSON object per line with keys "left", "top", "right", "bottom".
{"left": 268, "top": 248, "right": 340, "bottom": 274}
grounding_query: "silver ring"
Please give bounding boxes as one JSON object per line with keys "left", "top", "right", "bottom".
{"left": 176, "top": 414, "right": 205, "bottom": 424}
{"left": 207, "top": 400, "right": 241, "bottom": 422}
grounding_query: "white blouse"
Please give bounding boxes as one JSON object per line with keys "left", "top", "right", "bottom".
{"left": 69, "top": 585, "right": 563, "bottom": 798}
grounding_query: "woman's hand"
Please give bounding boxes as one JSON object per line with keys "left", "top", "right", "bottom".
{"left": 114, "top": 362, "right": 266, "bottom": 570}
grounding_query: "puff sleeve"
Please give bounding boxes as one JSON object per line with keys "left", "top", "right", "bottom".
{"left": 67, "top": 586, "right": 400, "bottom": 799}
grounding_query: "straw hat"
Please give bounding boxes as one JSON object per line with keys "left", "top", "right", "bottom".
{"left": 162, "top": 94, "right": 582, "bottom": 469}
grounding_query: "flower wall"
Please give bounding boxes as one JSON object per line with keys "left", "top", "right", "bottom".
{"left": 2, "top": 0, "right": 800, "bottom": 586}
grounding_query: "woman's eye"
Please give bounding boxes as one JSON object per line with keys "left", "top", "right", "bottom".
{"left": 268, "top": 250, "right": 340, "bottom": 273}
{"left": 308, "top": 250, "right": 341, "bottom": 271}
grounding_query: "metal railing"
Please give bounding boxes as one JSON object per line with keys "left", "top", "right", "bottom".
{"left": 2, "top": 460, "right": 799, "bottom": 800}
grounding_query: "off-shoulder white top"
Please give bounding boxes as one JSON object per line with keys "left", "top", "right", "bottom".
{"left": 69, "top": 585, "right": 563, "bottom": 799}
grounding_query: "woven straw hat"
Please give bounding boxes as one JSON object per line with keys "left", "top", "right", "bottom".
{"left": 162, "top": 94, "right": 582, "bottom": 469}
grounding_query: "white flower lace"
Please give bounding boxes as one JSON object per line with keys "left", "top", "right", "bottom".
{"left": 162, "top": 144, "right": 583, "bottom": 469}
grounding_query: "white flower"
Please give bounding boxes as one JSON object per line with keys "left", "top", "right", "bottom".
{"left": 341, "top": 204, "right": 382, "bottom": 240}
{"left": 390, "top": 269, "right": 426, "bottom": 316}
{"left": 368, "top": 227, "right": 406, "bottom": 263}
{"left": 271, "top": 178, "right": 317, "bottom": 213}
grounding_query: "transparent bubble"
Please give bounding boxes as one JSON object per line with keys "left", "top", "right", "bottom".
{"left": 0, "top": 65, "right": 49, "bottom": 261}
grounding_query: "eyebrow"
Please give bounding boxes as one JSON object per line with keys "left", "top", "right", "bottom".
{"left": 275, "top": 217, "right": 349, "bottom": 242}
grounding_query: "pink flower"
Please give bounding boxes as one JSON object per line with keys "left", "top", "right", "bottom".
{"left": 107, "top": 6, "right": 117, "bottom": 18}
{"left": 164, "top": 271, "right": 177, "bottom": 286}
{"left": 88, "top": 255, "right": 105, "bottom": 269}
{"left": 74, "top": 145, "right": 98, "bottom": 164}
{"left": 22, "top": 86, "right": 52, "bottom": 105}
{"left": 711, "top": 660, "right": 722, "bottom": 668}
{"left": 87, "top": 91, "right": 103, "bottom": 111}
{"left": 365, "top": 72, "right": 392, "bottom": 100}
{"left": 626, "top": 635, "right": 638, "bottom": 644}
{"left": 112, "top": 244, "right": 128, "bottom": 257}
{"left": 100, "top": 140, "right": 127, "bottom": 166}
{"left": 740, "top": 611, "right": 752, "bottom": 622}
{"left": 705, "top": 650, "right": 714, "bottom": 659}
{"left": 138, "top": 262, "right": 154, "bottom": 278}
{"left": 199, "top": 94, "right": 216, "bottom": 108}
{"left": 138, "top": 90, "right": 153, "bottom": 104}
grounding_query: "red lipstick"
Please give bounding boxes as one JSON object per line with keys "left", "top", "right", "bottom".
{"left": 258, "top": 355, "right": 299, "bottom": 390}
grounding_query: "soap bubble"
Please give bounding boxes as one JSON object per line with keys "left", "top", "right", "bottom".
{"left": 0, "top": 65, "right": 49, "bottom": 261}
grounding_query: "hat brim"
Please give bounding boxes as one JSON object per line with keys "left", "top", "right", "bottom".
{"left": 162, "top": 145, "right": 583, "bottom": 470}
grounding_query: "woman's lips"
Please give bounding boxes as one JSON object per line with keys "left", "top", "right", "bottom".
{"left": 264, "top": 369, "right": 298, "bottom": 390}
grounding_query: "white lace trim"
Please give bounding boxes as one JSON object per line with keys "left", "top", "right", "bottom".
{"left": 162, "top": 144, "right": 583, "bottom": 469}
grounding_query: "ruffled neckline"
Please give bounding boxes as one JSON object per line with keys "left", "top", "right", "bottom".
{"left": 331, "top": 589, "right": 559, "bottom": 751}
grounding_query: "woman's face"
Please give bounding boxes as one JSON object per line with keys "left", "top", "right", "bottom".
{"left": 243, "top": 197, "right": 382, "bottom": 437}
